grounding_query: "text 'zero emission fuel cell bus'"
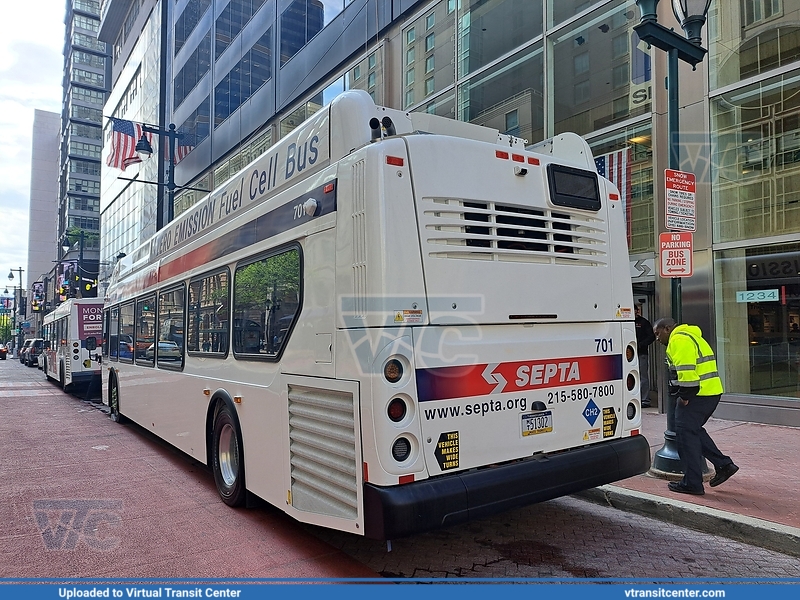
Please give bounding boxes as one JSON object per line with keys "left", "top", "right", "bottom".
{"left": 102, "top": 90, "right": 650, "bottom": 539}
{"left": 43, "top": 298, "right": 104, "bottom": 391}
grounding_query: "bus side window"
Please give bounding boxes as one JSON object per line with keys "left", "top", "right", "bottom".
{"left": 157, "top": 285, "right": 185, "bottom": 369}
{"left": 232, "top": 247, "right": 301, "bottom": 359}
{"left": 108, "top": 307, "right": 120, "bottom": 361}
{"left": 118, "top": 303, "right": 134, "bottom": 362}
{"left": 188, "top": 269, "right": 230, "bottom": 356}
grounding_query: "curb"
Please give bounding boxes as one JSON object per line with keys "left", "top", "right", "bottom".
{"left": 576, "top": 485, "right": 800, "bottom": 558}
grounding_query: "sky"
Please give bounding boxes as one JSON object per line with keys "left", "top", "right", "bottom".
{"left": 0, "top": 1, "right": 65, "bottom": 295}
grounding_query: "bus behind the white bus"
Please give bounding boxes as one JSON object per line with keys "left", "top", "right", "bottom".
{"left": 42, "top": 298, "right": 103, "bottom": 391}
{"left": 102, "top": 90, "right": 650, "bottom": 540}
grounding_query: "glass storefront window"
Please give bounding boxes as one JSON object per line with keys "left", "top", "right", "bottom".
{"left": 403, "top": 2, "right": 455, "bottom": 110}
{"left": 550, "top": 0, "right": 651, "bottom": 136}
{"left": 548, "top": 0, "right": 605, "bottom": 27}
{"left": 414, "top": 88, "right": 456, "bottom": 119}
{"left": 280, "top": 0, "right": 350, "bottom": 66}
{"left": 457, "top": 43, "right": 544, "bottom": 144}
{"left": 588, "top": 122, "right": 654, "bottom": 253}
{"left": 711, "top": 70, "right": 800, "bottom": 243}
{"left": 709, "top": 1, "right": 800, "bottom": 90}
{"left": 714, "top": 242, "right": 800, "bottom": 399}
{"left": 348, "top": 46, "right": 384, "bottom": 106}
{"left": 457, "top": 0, "right": 543, "bottom": 79}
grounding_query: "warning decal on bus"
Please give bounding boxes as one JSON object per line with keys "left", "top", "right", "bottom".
{"left": 603, "top": 407, "right": 618, "bottom": 438}
{"left": 434, "top": 431, "right": 459, "bottom": 471}
{"left": 416, "top": 355, "right": 622, "bottom": 402}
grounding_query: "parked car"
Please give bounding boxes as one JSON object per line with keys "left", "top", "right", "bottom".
{"left": 0, "top": 344, "right": 7, "bottom": 360}
{"left": 25, "top": 338, "right": 44, "bottom": 368}
{"left": 19, "top": 339, "right": 33, "bottom": 364}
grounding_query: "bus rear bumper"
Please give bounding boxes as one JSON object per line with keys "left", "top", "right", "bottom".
{"left": 70, "top": 371, "right": 99, "bottom": 382}
{"left": 363, "top": 434, "right": 650, "bottom": 540}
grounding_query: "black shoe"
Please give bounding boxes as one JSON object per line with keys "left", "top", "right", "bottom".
{"left": 641, "top": 401, "right": 651, "bottom": 408}
{"left": 668, "top": 481, "right": 705, "bottom": 495}
{"left": 709, "top": 463, "right": 739, "bottom": 488}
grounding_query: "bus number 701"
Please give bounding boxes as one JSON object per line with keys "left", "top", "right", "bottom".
{"left": 595, "top": 338, "right": 613, "bottom": 353}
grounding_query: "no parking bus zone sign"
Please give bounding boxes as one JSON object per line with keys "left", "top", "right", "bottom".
{"left": 660, "top": 231, "right": 693, "bottom": 278}
{"left": 660, "top": 169, "right": 695, "bottom": 278}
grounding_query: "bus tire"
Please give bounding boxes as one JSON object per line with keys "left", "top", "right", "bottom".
{"left": 60, "top": 363, "right": 71, "bottom": 393}
{"left": 211, "top": 403, "right": 246, "bottom": 507}
{"left": 109, "top": 375, "right": 126, "bottom": 424}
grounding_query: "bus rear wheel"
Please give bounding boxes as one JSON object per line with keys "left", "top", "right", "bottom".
{"left": 211, "top": 403, "right": 246, "bottom": 507}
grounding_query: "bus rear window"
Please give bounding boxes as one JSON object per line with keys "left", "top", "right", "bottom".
{"left": 546, "top": 164, "right": 601, "bottom": 211}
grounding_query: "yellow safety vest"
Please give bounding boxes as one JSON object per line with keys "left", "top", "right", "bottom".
{"left": 666, "top": 324, "right": 724, "bottom": 396}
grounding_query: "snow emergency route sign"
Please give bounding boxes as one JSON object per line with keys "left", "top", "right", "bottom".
{"left": 665, "top": 169, "right": 696, "bottom": 232}
{"left": 660, "top": 232, "right": 693, "bottom": 278}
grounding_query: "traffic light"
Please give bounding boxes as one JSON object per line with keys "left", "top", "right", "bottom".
{"left": 31, "top": 299, "right": 40, "bottom": 312}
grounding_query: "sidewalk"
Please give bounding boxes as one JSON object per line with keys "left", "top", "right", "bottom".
{"left": 0, "top": 362, "right": 378, "bottom": 579}
{"left": 578, "top": 408, "right": 800, "bottom": 557}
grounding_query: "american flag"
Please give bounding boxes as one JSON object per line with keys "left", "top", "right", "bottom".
{"left": 106, "top": 117, "right": 151, "bottom": 171}
{"left": 595, "top": 148, "right": 633, "bottom": 247}
{"left": 173, "top": 131, "right": 195, "bottom": 164}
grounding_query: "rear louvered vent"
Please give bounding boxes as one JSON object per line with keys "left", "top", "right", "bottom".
{"left": 288, "top": 385, "right": 358, "bottom": 520}
{"left": 423, "top": 198, "right": 608, "bottom": 266}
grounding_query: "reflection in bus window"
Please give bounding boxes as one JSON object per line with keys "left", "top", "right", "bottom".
{"left": 158, "top": 285, "right": 185, "bottom": 367}
{"left": 136, "top": 295, "right": 156, "bottom": 366}
{"left": 188, "top": 269, "right": 229, "bottom": 355}
{"left": 108, "top": 307, "right": 119, "bottom": 360}
{"left": 233, "top": 248, "right": 300, "bottom": 357}
{"left": 119, "top": 303, "right": 135, "bottom": 362}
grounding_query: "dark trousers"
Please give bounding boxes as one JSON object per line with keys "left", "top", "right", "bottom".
{"left": 674, "top": 393, "right": 733, "bottom": 490}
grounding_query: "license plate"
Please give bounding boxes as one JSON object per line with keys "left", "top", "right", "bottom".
{"left": 521, "top": 411, "right": 553, "bottom": 436}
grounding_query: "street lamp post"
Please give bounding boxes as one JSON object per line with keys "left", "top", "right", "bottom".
{"left": 135, "top": 123, "right": 179, "bottom": 226}
{"left": 8, "top": 267, "right": 24, "bottom": 353}
{"left": 633, "top": 0, "right": 712, "bottom": 476}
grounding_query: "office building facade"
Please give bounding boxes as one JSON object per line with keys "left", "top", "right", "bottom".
{"left": 27, "top": 110, "right": 62, "bottom": 337}
{"left": 97, "top": 0, "right": 800, "bottom": 425}
{"left": 57, "top": 0, "right": 111, "bottom": 302}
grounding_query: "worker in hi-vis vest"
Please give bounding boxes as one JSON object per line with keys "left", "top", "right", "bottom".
{"left": 653, "top": 318, "right": 738, "bottom": 496}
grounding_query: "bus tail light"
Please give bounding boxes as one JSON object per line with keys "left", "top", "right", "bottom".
{"left": 388, "top": 397, "right": 407, "bottom": 422}
{"left": 627, "top": 402, "right": 636, "bottom": 420}
{"left": 384, "top": 358, "right": 403, "bottom": 383}
{"left": 626, "top": 373, "right": 636, "bottom": 392}
{"left": 391, "top": 437, "right": 412, "bottom": 462}
{"left": 626, "top": 345, "right": 635, "bottom": 362}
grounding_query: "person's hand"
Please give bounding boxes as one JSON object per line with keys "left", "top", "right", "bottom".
{"left": 678, "top": 398, "right": 689, "bottom": 406}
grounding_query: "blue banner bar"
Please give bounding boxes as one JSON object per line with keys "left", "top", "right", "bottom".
{"left": 0, "top": 581, "right": 798, "bottom": 600}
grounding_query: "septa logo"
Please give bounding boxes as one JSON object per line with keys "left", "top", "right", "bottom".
{"left": 416, "top": 355, "right": 622, "bottom": 402}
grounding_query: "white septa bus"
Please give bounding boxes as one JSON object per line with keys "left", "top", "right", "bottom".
{"left": 42, "top": 298, "right": 104, "bottom": 391}
{"left": 102, "top": 90, "right": 649, "bottom": 539}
